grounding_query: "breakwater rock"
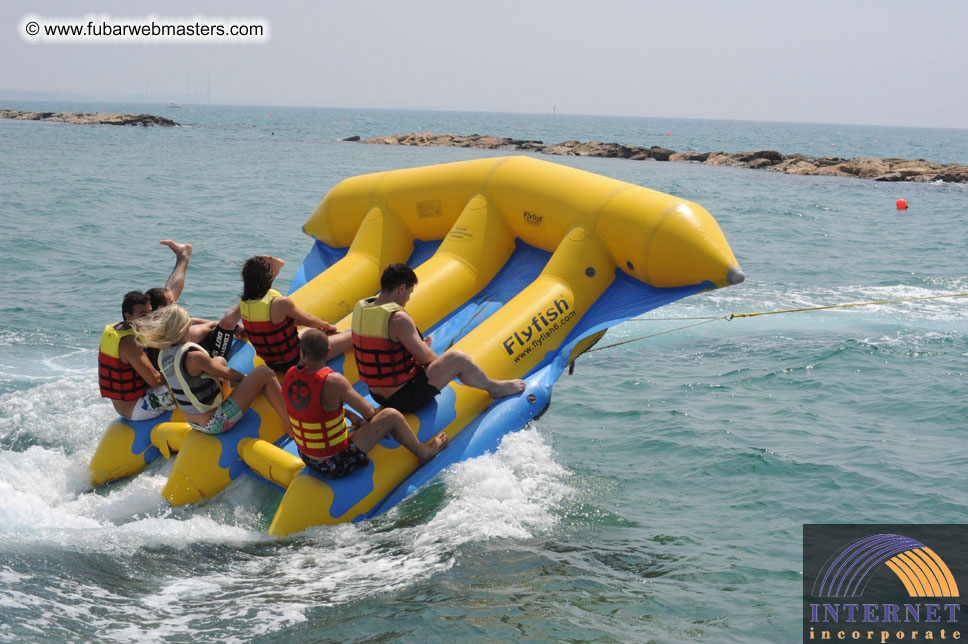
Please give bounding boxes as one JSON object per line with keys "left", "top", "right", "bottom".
{"left": 0, "top": 110, "right": 179, "bottom": 127}
{"left": 359, "top": 132, "right": 968, "bottom": 183}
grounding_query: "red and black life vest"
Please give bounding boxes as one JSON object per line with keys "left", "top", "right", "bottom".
{"left": 98, "top": 322, "right": 148, "bottom": 401}
{"left": 282, "top": 365, "right": 349, "bottom": 459}
{"left": 240, "top": 288, "right": 300, "bottom": 370}
{"left": 350, "top": 298, "right": 418, "bottom": 388}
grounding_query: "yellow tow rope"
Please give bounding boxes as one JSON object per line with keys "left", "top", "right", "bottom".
{"left": 724, "top": 292, "right": 968, "bottom": 320}
{"left": 585, "top": 292, "right": 968, "bottom": 354}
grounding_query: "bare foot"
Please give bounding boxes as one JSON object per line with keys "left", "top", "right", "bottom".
{"left": 418, "top": 432, "right": 449, "bottom": 463}
{"left": 160, "top": 239, "right": 193, "bottom": 259}
{"left": 487, "top": 379, "right": 526, "bottom": 399}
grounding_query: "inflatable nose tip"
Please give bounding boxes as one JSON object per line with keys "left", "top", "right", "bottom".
{"left": 726, "top": 266, "right": 746, "bottom": 285}
{"left": 162, "top": 470, "right": 204, "bottom": 506}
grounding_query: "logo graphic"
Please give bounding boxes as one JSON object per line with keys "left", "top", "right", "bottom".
{"left": 803, "top": 525, "right": 964, "bottom": 643}
{"left": 523, "top": 210, "right": 543, "bottom": 226}
{"left": 286, "top": 380, "right": 311, "bottom": 411}
{"left": 814, "top": 533, "right": 960, "bottom": 599}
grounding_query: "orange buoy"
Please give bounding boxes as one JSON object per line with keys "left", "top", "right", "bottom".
{"left": 896, "top": 199, "right": 908, "bottom": 210}
{"left": 665, "top": 132, "right": 671, "bottom": 136}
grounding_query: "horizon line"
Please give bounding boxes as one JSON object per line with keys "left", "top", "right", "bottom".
{"left": 1, "top": 91, "right": 966, "bottom": 132}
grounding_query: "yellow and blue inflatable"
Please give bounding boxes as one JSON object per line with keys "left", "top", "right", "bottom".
{"left": 89, "top": 155, "right": 743, "bottom": 536}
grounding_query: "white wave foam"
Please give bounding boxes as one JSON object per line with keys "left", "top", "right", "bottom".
{"left": 423, "top": 426, "right": 571, "bottom": 544}
{"left": 89, "top": 426, "right": 574, "bottom": 642}
{"left": 0, "top": 376, "right": 113, "bottom": 451}
{"left": 0, "top": 445, "right": 101, "bottom": 532}
{"left": 0, "top": 397, "right": 574, "bottom": 641}
{"left": 0, "top": 336, "right": 95, "bottom": 384}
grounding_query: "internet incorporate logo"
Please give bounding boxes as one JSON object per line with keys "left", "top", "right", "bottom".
{"left": 803, "top": 525, "right": 964, "bottom": 643}
{"left": 814, "top": 534, "right": 959, "bottom": 599}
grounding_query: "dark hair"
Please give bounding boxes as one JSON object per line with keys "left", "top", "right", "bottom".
{"left": 380, "top": 263, "right": 418, "bottom": 293}
{"left": 121, "top": 291, "right": 150, "bottom": 319}
{"left": 241, "top": 256, "right": 274, "bottom": 301}
{"left": 300, "top": 328, "right": 330, "bottom": 362}
{"left": 145, "top": 287, "right": 169, "bottom": 310}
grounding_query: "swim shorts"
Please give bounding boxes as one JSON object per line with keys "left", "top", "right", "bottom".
{"left": 265, "top": 354, "right": 300, "bottom": 373}
{"left": 127, "top": 385, "right": 176, "bottom": 421}
{"left": 301, "top": 443, "right": 369, "bottom": 480}
{"left": 371, "top": 368, "right": 440, "bottom": 414}
{"left": 190, "top": 398, "right": 244, "bottom": 435}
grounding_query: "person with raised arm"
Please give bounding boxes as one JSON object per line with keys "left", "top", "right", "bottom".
{"left": 220, "top": 255, "right": 352, "bottom": 372}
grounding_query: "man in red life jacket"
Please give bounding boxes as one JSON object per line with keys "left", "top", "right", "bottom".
{"left": 98, "top": 240, "right": 196, "bottom": 420}
{"left": 221, "top": 255, "right": 353, "bottom": 372}
{"left": 283, "top": 329, "right": 448, "bottom": 479}
{"left": 351, "top": 263, "right": 526, "bottom": 414}
{"left": 97, "top": 291, "right": 175, "bottom": 420}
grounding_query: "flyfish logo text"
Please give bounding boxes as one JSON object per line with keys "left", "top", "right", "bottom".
{"left": 503, "top": 298, "right": 576, "bottom": 363}
{"left": 523, "top": 210, "right": 543, "bottom": 226}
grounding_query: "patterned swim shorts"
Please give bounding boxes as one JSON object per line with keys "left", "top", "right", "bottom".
{"left": 301, "top": 443, "right": 369, "bottom": 480}
{"left": 191, "top": 398, "right": 244, "bottom": 435}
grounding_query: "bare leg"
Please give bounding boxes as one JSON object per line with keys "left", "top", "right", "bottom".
{"left": 227, "top": 365, "right": 291, "bottom": 431}
{"left": 159, "top": 240, "right": 193, "bottom": 303}
{"left": 349, "top": 408, "right": 448, "bottom": 463}
{"left": 325, "top": 330, "right": 353, "bottom": 359}
{"left": 425, "top": 350, "right": 526, "bottom": 399}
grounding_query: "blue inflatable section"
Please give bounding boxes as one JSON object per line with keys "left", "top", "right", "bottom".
{"left": 285, "top": 240, "right": 710, "bottom": 521}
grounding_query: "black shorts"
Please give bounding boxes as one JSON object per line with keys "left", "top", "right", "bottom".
{"left": 301, "top": 443, "right": 369, "bottom": 480}
{"left": 265, "top": 354, "right": 300, "bottom": 373}
{"left": 371, "top": 368, "right": 441, "bottom": 414}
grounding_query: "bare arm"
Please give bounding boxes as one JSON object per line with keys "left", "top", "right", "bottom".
{"left": 327, "top": 373, "right": 376, "bottom": 422}
{"left": 219, "top": 302, "right": 242, "bottom": 328}
{"left": 271, "top": 296, "right": 337, "bottom": 332}
{"left": 119, "top": 336, "right": 164, "bottom": 388}
{"left": 184, "top": 351, "right": 244, "bottom": 383}
{"left": 261, "top": 255, "right": 285, "bottom": 279}
{"left": 160, "top": 240, "right": 192, "bottom": 302}
{"left": 389, "top": 312, "right": 437, "bottom": 366}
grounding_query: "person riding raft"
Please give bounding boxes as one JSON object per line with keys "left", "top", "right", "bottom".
{"left": 283, "top": 329, "right": 447, "bottom": 480}
{"left": 133, "top": 305, "right": 291, "bottom": 435}
{"left": 220, "top": 255, "right": 352, "bottom": 372}
{"left": 351, "top": 263, "right": 525, "bottom": 413}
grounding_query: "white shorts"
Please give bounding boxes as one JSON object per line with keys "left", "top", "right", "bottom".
{"left": 126, "top": 385, "right": 176, "bottom": 421}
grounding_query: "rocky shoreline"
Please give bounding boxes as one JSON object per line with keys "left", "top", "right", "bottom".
{"left": 356, "top": 132, "right": 968, "bottom": 183}
{"left": 0, "top": 110, "right": 179, "bottom": 127}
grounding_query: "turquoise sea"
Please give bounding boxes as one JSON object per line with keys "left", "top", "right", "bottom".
{"left": 0, "top": 102, "right": 966, "bottom": 643}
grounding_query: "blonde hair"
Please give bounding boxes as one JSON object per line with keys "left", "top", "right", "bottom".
{"left": 133, "top": 304, "right": 191, "bottom": 349}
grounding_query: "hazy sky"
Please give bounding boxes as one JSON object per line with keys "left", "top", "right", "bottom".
{"left": 3, "top": 0, "right": 967, "bottom": 128}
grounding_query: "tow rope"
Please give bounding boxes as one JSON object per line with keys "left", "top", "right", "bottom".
{"left": 585, "top": 292, "right": 968, "bottom": 354}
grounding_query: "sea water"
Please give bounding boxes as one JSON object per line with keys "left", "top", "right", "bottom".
{"left": 0, "top": 102, "right": 966, "bottom": 643}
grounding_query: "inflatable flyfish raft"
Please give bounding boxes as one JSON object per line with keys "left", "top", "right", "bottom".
{"left": 89, "top": 155, "right": 744, "bottom": 536}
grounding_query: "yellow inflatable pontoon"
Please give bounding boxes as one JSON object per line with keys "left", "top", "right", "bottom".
{"left": 89, "top": 155, "right": 743, "bottom": 536}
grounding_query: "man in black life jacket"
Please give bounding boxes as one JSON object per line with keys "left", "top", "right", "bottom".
{"left": 351, "top": 263, "right": 526, "bottom": 413}
{"left": 283, "top": 329, "right": 448, "bottom": 479}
